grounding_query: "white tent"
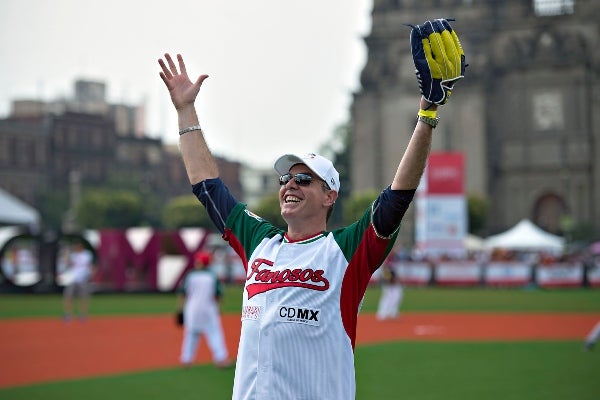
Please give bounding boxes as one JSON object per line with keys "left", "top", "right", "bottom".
{"left": 464, "top": 234, "right": 485, "bottom": 251}
{"left": 484, "top": 219, "right": 565, "bottom": 253}
{"left": 0, "top": 188, "right": 40, "bottom": 227}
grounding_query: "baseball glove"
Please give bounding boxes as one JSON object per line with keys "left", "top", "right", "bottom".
{"left": 175, "top": 310, "right": 184, "bottom": 326}
{"left": 409, "top": 18, "right": 466, "bottom": 106}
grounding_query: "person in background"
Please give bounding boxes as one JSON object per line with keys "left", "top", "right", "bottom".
{"left": 62, "top": 242, "right": 95, "bottom": 322}
{"left": 176, "top": 251, "right": 232, "bottom": 368}
{"left": 376, "top": 256, "right": 404, "bottom": 320}
{"left": 584, "top": 320, "right": 600, "bottom": 351}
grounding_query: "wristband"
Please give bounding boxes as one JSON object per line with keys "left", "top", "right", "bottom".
{"left": 179, "top": 124, "right": 202, "bottom": 136}
{"left": 417, "top": 109, "right": 439, "bottom": 129}
{"left": 417, "top": 115, "right": 440, "bottom": 129}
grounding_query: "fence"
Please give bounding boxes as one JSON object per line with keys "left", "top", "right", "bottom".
{"left": 1, "top": 227, "right": 598, "bottom": 292}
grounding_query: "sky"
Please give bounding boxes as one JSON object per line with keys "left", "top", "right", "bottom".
{"left": 0, "top": 0, "right": 373, "bottom": 169}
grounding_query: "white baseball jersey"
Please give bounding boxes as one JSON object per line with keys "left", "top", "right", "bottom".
{"left": 180, "top": 269, "right": 221, "bottom": 331}
{"left": 224, "top": 204, "right": 398, "bottom": 400}
{"left": 178, "top": 268, "right": 229, "bottom": 364}
{"left": 69, "top": 249, "right": 93, "bottom": 284}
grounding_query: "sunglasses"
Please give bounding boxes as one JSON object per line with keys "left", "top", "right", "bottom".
{"left": 279, "top": 172, "right": 314, "bottom": 186}
{"left": 279, "top": 173, "right": 332, "bottom": 190}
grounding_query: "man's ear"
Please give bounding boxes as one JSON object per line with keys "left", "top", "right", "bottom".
{"left": 324, "top": 190, "right": 338, "bottom": 207}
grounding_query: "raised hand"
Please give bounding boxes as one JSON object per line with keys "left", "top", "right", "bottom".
{"left": 409, "top": 19, "right": 466, "bottom": 106}
{"left": 158, "top": 53, "right": 208, "bottom": 110}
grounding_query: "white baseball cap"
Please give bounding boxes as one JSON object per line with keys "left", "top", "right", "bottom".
{"left": 274, "top": 153, "right": 340, "bottom": 192}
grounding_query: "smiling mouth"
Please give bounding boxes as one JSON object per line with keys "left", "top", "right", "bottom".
{"left": 284, "top": 195, "right": 301, "bottom": 204}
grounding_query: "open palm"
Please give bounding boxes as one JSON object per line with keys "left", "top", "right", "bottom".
{"left": 158, "top": 53, "right": 208, "bottom": 110}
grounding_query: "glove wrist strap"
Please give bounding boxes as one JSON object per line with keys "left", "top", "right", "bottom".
{"left": 418, "top": 109, "right": 437, "bottom": 118}
{"left": 417, "top": 109, "right": 440, "bottom": 129}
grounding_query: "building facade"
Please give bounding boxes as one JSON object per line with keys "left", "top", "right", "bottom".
{"left": 0, "top": 80, "right": 243, "bottom": 228}
{"left": 351, "top": 0, "right": 599, "bottom": 243}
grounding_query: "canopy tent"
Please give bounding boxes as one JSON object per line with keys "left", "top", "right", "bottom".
{"left": 464, "top": 234, "right": 484, "bottom": 251}
{"left": 484, "top": 219, "right": 565, "bottom": 253}
{"left": 0, "top": 188, "right": 40, "bottom": 228}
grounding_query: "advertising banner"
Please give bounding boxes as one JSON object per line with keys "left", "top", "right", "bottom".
{"left": 426, "top": 152, "right": 464, "bottom": 195}
{"left": 484, "top": 262, "right": 532, "bottom": 287}
{"left": 536, "top": 263, "right": 584, "bottom": 288}
{"left": 395, "top": 261, "right": 433, "bottom": 286}
{"left": 435, "top": 261, "right": 481, "bottom": 286}
{"left": 416, "top": 152, "right": 466, "bottom": 257}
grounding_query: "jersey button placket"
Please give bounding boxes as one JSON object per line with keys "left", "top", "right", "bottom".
{"left": 256, "top": 292, "right": 272, "bottom": 395}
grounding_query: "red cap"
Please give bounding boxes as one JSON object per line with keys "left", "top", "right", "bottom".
{"left": 194, "top": 251, "right": 212, "bottom": 266}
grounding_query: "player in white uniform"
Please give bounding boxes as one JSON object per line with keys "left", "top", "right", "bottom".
{"left": 158, "top": 18, "right": 464, "bottom": 400}
{"left": 63, "top": 242, "right": 94, "bottom": 321}
{"left": 377, "top": 258, "right": 404, "bottom": 320}
{"left": 177, "top": 251, "right": 232, "bottom": 368}
{"left": 584, "top": 320, "right": 600, "bottom": 351}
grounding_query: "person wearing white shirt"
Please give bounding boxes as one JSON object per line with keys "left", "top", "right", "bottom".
{"left": 176, "top": 251, "right": 232, "bottom": 368}
{"left": 63, "top": 242, "right": 95, "bottom": 322}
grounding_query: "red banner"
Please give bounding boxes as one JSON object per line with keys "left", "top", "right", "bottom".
{"left": 426, "top": 153, "right": 464, "bottom": 195}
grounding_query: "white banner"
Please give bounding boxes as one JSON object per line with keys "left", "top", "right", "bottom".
{"left": 395, "top": 262, "right": 432, "bottom": 286}
{"left": 484, "top": 262, "right": 532, "bottom": 286}
{"left": 415, "top": 196, "right": 467, "bottom": 257}
{"left": 435, "top": 261, "right": 481, "bottom": 286}
{"left": 536, "top": 263, "right": 584, "bottom": 287}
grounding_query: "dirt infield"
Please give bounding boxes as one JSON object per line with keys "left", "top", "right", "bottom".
{"left": 1, "top": 312, "right": 598, "bottom": 388}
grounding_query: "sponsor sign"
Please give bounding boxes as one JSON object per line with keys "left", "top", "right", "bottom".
{"left": 426, "top": 152, "right": 464, "bottom": 195}
{"left": 484, "top": 262, "right": 532, "bottom": 287}
{"left": 276, "top": 306, "right": 320, "bottom": 326}
{"left": 416, "top": 152, "right": 467, "bottom": 257}
{"left": 435, "top": 261, "right": 481, "bottom": 286}
{"left": 536, "top": 263, "right": 584, "bottom": 288}
{"left": 395, "top": 262, "right": 432, "bottom": 286}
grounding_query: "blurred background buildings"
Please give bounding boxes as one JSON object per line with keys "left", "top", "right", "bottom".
{"left": 0, "top": 0, "right": 598, "bottom": 246}
{"left": 0, "top": 79, "right": 278, "bottom": 230}
{"left": 351, "top": 0, "right": 599, "bottom": 245}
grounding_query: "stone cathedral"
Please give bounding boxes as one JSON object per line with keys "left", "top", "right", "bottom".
{"left": 351, "top": 0, "right": 599, "bottom": 244}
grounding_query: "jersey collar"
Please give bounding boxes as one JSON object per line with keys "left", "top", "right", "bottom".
{"left": 283, "top": 231, "right": 327, "bottom": 244}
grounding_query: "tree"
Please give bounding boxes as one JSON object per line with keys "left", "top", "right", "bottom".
{"left": 162, "top": 195, "right": 213, "bottom": 230}
{"left": 251, "top": 193, "right": 286, "bottom": 230}
{"left": 467, "top": 193, "right": 489, "bottom": 235}
{"left": 106, "top": 171, "right": 165, "bottom": 227}
{"left": 35, "top": 188, "right": 69, "bottom": 230}
{"left": 76, "top": 189, "right": 144, "bottom": 229}
{"left": 342, "top": 190, "right": 380, "bottom": 226}
{"left": 319, "top": 122, "right": 352, "bottom": 230}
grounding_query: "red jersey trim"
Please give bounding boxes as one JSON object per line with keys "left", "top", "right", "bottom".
{"left": 339, "top": 224, "right": 391, "bottom": 348}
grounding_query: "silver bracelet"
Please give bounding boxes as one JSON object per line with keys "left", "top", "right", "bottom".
{"left": 417, "top": 115, "right": 440, "bottom": 129}
{"left": 179, "top": 124, "right": 202, "bottom": 136}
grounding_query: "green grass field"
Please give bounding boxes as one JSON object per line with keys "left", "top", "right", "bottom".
{"left": 1, "top": 287, "right": 599, "bottom": 399}
{"left": 2, "top": 286, "right": 600, "bottom": 318}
